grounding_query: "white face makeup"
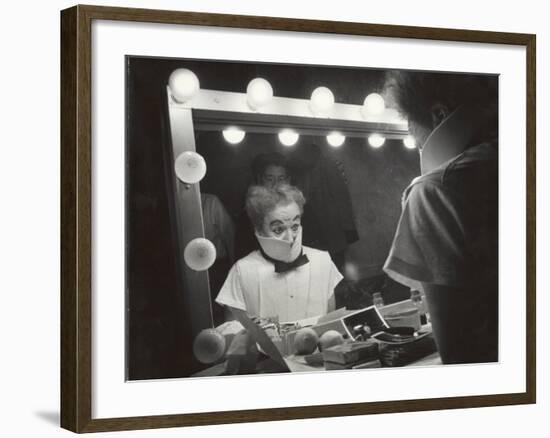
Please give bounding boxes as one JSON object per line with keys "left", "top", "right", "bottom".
{"left": 260, "top": 202, "right": 301, "bottom": 241}
{"left": 260, "top": 165, "right": 290, "bottom": 188}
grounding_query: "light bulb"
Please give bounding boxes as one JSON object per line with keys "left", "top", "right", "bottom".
{"left": 362, "top": 93, "right": 386, "bottom": 118}
{"left": 168, "top": 68, "right": 200, "bottom": 103}
{"left": 368, "top": 134, "right": 386, "bottom": 148}
{"left": 403, "top": 136, "right": 416, "bottom": 149}
{"left": 327, "top": 131, "right": 345, "bottom": 147}
{"left": 184, "top": 238, "right": 217, "bottom": 271}
{"left": 193, "top": 329, "right": 226, "bottom": 364}
{"left": 222, "top": 127, "right": 246, "bottom": 144}
{"left": 247, "top": 78, "right": 273, "bottom": 110}
{"left": 174, "top": 151, "right": 206, "bottom": 184}
{"left": 278, "top": 129, "right": 299, "bottom": 147}
{"left": 310, "top": 86, "right": 335, "bottom": 117}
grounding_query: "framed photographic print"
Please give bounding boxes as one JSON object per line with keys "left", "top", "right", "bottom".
{"left": 60, "top": 4, "right": 536, "bottom": 433}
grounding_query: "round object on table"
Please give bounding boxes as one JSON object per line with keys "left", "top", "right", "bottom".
{"left": 319, "top": 330, "right": 345, "bottom": 351}
{"left": 293, "top": 327, "right": 319, "bottom": 355}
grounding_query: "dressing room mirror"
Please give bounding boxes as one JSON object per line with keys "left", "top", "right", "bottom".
{"left": 128, "top": 57, "right": 422, "bottom": 378}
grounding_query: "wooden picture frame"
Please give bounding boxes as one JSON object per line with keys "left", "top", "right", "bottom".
{"left": 61, "top": 4, "right": 536, "bottom": 433}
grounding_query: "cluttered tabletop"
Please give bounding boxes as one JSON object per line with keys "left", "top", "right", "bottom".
{"left": 192, "top": 299, "right": 442, "bottom": 377}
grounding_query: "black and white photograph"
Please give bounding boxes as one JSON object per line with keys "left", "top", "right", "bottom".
{"left": 2, "top": 0, "right": 544, "bottom": 435}
{"left": 126, "top": 57, "right": 499, "bottom": 380}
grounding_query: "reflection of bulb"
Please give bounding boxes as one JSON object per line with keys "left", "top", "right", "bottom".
{"left": 222, "top": 127, "right": 246, "bottom": 144}
{"left": 193, "top": 329, "right": 226, "bottom": 364}
{"left": 184, "top": 238, "right": 216, "bottom": 271}
{"left": 310, "top": 86, "right": 334, "bottom": 117}
{"left": 368, "top": 134, "right": 386, "bottom": 148}
{"left": 344, "top": 262, "right": 359, "bottom": 281}
{"left": 247, "top": 78, "right": 273, "bottom": 110}
{"left": 403, "top": 136, "right": 416, "bottom": 149}
{"left": 278, "top": 129, "right": 299, "bottom": 147}
{"left": 362, "top": 93, "right": 385, "bottom": 118}
{"left": 168, "top": 68, "right": 200, "bottom": 103}
{"left": 174, "top": 151, "right": 206, "bottom": 184}
{"left": 327, "top": 131, "right": 345, "bottom": 147}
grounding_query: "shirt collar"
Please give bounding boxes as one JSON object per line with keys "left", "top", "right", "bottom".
{"left": 420, "top": 103, "right": 492, "bottom": 175}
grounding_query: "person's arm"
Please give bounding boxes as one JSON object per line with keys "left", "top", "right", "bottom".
{"left": 215, "top": 262, "right": 247, "bottom": 321}
{"left": 327, "top": 293, "right": 336, "bottom": 313}
{"left": 383, "top": 182, "right": 498, "bottom": 364}
{"left": 383, "top": 181, "right": 466, "bottom": 290}
{"left": 327, "top": 257, "right": 344, "bottom": 313}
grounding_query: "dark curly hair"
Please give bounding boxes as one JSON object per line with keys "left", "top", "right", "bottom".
{"left": 251, "top": 152, "right": 291, "bottom": 183}
{"left": 384, "top": 70, "right": 498, "bottom": 128}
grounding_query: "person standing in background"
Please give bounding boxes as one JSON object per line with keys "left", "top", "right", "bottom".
{"left": 200, "top": 192, "right": 235, "bottom": 325}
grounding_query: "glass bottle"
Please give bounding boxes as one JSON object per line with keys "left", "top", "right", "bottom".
{"left": 372, "top": 291, "right": 384, "bottom": 308}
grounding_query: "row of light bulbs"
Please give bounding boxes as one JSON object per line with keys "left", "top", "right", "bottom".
{"left": 174, "top": 129, "right": 415, "bottom": 192}
{"left": 169, "top": 68, "right": 387, "bottom": 118}
{"left": 223, "top": 126, "right": 416, "bottom": 150}
{"left": 168, "top": 68, "right": 415, "bottom": 150}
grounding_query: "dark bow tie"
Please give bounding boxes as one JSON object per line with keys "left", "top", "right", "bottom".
{"left": 259, "top": 249, "right": 309, "bottom": 273}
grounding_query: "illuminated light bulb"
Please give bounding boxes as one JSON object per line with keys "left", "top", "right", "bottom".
{"left": 193, "top": 329, "right": 226, "bottom": 364}
{"left": 278, "top": 129, "right": 299, "bottom": 147}
{"left": 326, "top": 131, "right": 345, "bottom": 147}
{"left": 362, "top": 93, "right": 386, "bottom": 118}
{"left": 246, "top": 78, "right": 273, "bottom": 110}
{"left": 310, "top": 86, "right": 335, "bottom": 117}
{"left": 174, "top": 151, "right": 206, "bottom": 184}
{"left": 368, "top": 134, "right": 386, "bottom": 148}
{"left": 403, "top": 136, "right": 416, "bottom": 149}
{"left": 184, "top": 238, "right": 217, "bottom": 271}
{"left": 222, "top": 127, "right": 246, "bottom": 144}
{"left": 168, "top": 68, "right": 200, "bottom": 103}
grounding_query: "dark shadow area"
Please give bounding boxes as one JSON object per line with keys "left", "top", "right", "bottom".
{"left": 34, "top": 410, "right": 59, "bottom": 427}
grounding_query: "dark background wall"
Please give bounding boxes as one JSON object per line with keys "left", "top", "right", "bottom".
{"left": 127, "top": 56, "right": 419, "bottom": 379}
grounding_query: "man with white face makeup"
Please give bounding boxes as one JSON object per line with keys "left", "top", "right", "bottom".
{"left": 234, "top": 152, "right": 292, "bottom": 260}
{"left": 216, "top": 184, "right": 342, "bottom": 322}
